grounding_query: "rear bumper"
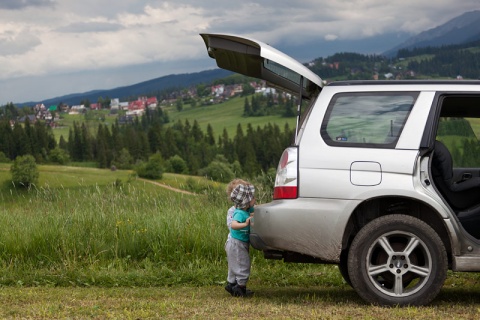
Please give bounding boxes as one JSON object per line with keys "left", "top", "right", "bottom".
{"left": 249, "top": 198, "right": 357, "bottom": 263}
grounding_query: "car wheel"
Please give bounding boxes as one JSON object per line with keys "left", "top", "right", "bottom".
{"left": 347, "top": 214, "right": 447, "bottom": 306}
{"left": 339, "top": 249, "right": 352, "bottom": 287}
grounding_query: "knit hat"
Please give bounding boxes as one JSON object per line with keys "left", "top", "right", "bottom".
{"left": 230, "top": 184, "right": 255, "bottom": 208}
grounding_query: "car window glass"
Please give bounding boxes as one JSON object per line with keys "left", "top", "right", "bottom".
{"left": 436, "top": 95, "right": 480, "bottom": 168}
{"left": 264, "top": 60, "right": 302, "bottom": 86}
{"left": 437, "top": 117, "right": 480, "bottom": 167}
{"left": 321, "top": 92, "right": 418, "bottom": 148}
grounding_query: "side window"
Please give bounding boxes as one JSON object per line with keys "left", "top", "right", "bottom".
{"left": 321, "top": 92, "right": 418, "bottom": 148}
{"left": 436, "top": 95, "right": 480, "bottom": 168}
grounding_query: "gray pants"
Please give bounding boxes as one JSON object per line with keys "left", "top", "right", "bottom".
{"left": 225, "top": 237, "right": 250, "bottom": 286}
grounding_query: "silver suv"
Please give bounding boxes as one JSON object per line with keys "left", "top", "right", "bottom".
{"left": 201, "top": 34, "right": 480, "bottom": 306}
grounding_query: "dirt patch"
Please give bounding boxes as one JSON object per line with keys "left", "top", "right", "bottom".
{"left": 138, "top": 178, "right": 196, "bottom": 195}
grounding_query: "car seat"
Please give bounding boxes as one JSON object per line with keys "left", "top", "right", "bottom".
{"left": 431, "top": 140, "right": 480, "bottom": 238}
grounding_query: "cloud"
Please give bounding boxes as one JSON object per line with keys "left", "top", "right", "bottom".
{"left": 0, "top": 0, "right": 55, "bottom": 10}
{"left": 56, "top": 21, "right": 124, "bottom": 33}
{"left": 325, "top": 34, "right": 339, "bottom": 41}
{"left": 0, "top": 29, "right": 41, "bottom": 56}
{"left": 1, "top": 0, "right": 480, "bottom": 103}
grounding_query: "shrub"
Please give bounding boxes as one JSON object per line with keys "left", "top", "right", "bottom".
{"left": 199, "top": 160, "right": 234, "bottom": 183}
{"left": 10, "top": 155, "right": 39, "bottom": 188}
{"left": 49, "top": 147, "right": 70, "bottom": 165}
{"left": 112, "top": 148, "right": 133, "bottom": 170}
{"left": 166, "top": 155, "right": 188, "bottom": 174}
{"left": 0, "top": 151, "right": 10, "bottom": 163}
{"left": 134, "top": 152, "right": 164, "bottom": 179}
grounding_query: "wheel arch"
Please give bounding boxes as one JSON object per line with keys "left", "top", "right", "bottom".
{"left": 341, "top": 196, "right": 453, "bottom": 267}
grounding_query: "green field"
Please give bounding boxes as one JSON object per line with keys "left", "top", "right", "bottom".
{"left": 50, "top": 96, "right": 297, "bottom": 142}
{"left": 51, "top": 110, "right": 119, "bottom": 142}
{"left": 165, "top": 96, "right": 297, "bottom": 138}
{"left": 1, "top": 164, "right": 480, "bottom": 317}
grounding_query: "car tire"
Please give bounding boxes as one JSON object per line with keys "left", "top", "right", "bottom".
{"left": 339, "top": 249, "right": 352, "bottom": 287}
{"left": 347, "top": 214, "right": 447, "bottom": 306}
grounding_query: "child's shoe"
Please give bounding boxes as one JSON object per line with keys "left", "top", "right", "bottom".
{"left": 224, "top": 282, "right": 236, "bottom": 296}
{"left": 232, "top": 284, "right": 254, "bottom": 297}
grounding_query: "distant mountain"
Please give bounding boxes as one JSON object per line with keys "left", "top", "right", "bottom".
{"left": 20, "top": 69, "right": 232, "bottom": 107}
{"left": 383, "top": 10, "right": 480, "bottom": 57}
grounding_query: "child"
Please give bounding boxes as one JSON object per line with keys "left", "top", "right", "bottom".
{"left": 225, "top": 179, "right": 249, "bottom": 236}
{"left": 224, "top": 182, "right": 255, "bottom": 297}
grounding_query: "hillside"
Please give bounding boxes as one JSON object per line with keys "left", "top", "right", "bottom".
{"left": 165, "top": 95, "right": 296, "bottom": 139}
{"left": 19, "top": 69, "right": 232, "bottom": 107}
{"left": 383, "top": 10, "right": 480, "bottom": 57}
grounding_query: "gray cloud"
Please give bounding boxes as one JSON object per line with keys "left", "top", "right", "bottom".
{"left": 56, "top": 21, "right": 125, "bottom": 33}
{"left": 0, "top": 30, "right": 41, "bottom": 56}
{"left": 0, "top": 0, "right": 479, "bottom": 103}
{"left": 0, "top": 0, "right": 55, "bottom": 10}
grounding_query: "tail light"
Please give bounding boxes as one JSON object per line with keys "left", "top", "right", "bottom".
{"left": 273, "top": 147, "right": 298, "bottom": 199}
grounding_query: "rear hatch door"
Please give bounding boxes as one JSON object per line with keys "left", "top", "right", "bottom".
{"left": 200, "top": 33, "right": 323, "bottom": 99}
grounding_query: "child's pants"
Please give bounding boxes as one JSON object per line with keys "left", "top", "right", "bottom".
{"left": 225, "top": 237, "right": 250, "bottom": 286}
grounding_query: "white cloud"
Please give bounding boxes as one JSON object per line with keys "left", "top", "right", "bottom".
{"left": 324, "top": 34, "right": 339, "bottom": 41}
{"left": 0, "top": 0, "right": 479, "bottom": 103}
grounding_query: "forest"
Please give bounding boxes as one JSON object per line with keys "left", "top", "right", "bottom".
{"left": 308, "top": 40, "right": 480, "bottom": 81}
{"left": 0, "top": 106, "right": 293, "bottom": 182}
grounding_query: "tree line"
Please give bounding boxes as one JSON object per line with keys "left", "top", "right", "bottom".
{"left": 243, "top": 94, "right": 296, "bottom": 117}
{"left": 398, "top": 40, "right": 480, "bottom": 79}
{"left": 0, "top": 107, "right": 293, "bottom": 182}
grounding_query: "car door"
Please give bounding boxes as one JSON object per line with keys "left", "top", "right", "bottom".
{"left": 200, "top": 33, "right": 323, "bottom": 99}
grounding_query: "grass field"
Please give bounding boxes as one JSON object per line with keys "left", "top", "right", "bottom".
{"left": 165, "top": 96, "right": 296, "bottom": 139}
{"left": 2, "top": 284, "right": 480, "bottom": 319}
{"left": 1, "top": 164, "right": 480, "bottom": 318}
{"left": 50, "top": 96, "right": 297, "bottom": 142}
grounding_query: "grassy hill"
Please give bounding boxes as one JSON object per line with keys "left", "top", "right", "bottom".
{"left": 164, "top": 95, "right": 297, "bottom": 138}
{"left": 51, "top": 95, "right": 297, "bottom": 142}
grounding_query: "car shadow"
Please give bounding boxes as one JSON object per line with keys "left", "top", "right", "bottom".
{"left": 248, "top": 286, "right": 480, "bottom": 306}
{"left": 433, "top": 288, "right": 480, "bottom": 305}
{"left": 250, "top": 286, "right": 364, "bottom": 305}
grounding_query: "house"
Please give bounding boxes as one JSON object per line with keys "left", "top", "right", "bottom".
{"left": 211, "top": 84, "right": 224, "bottom": 96}
{"left": 128, "top": 100, "right": 145, "bottom": 111}
{"left": 119, "top": 102, "right": 129, "bottom": 110}
{"left": 110, "top": 98, "right": 120, "bottom": 110}
{"left": 70, "top": 105, "right": 86, "bottom": 114}
{"left": 146, "top": 97, "right": 158, "bottom": 109}
{"left": 33, "top": 103, "right": 46, "bottom": 112}
{"left": 18, "top": 114, "right": 37, "bottom": 124}
{"left": 60, "top": 104, "right": 70, "bottom": 113}
{"left": 90, "top": 103, "right": 101, "bottom": 110}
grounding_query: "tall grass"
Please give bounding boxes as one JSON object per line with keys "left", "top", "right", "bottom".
{"left": 0, "top": 165, "right": 340, "bottom": 289}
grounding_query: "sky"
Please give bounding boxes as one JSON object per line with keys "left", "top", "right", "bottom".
{"left": 0, "top": 0, "right": 479, "bottom": 104}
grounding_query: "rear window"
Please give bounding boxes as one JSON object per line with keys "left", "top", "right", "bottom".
{"left": 321, "top": 92, "right": 418, "bottom": 148}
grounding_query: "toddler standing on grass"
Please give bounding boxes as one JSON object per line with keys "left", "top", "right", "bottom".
{"left": 225, "top": 179, "right": 248, "bottom": 238}
{"left": 224, "top": 180, "right": 255, "bottom": 297}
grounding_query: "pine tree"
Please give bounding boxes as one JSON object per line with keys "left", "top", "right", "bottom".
{"left": 243, "top": 97, "right": 252, "bottom": 116}
{"left": 12, "top": 122, "right": 30, "bottom": 158}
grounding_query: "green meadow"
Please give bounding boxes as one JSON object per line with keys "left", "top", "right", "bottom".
{"left": 0, "top": 163, "right": 327, "bottom": 288}
{"left": 1, "top": 164, "right": 480, "bottom": 318}
{"left": 165, "top": 96, "right": 297, "bottom": 138}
